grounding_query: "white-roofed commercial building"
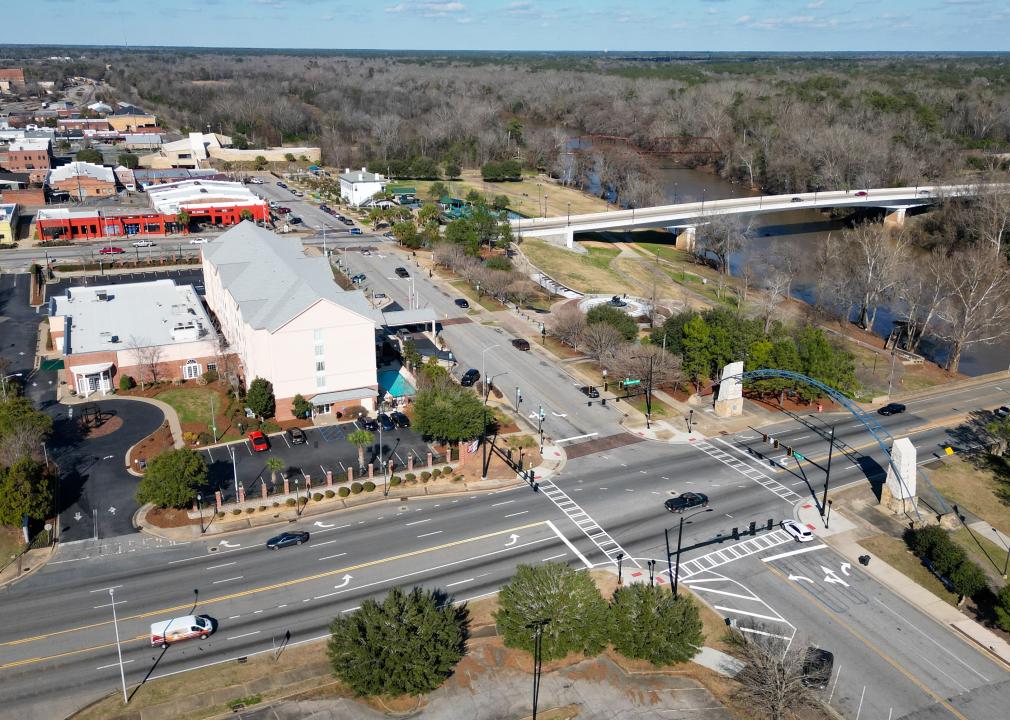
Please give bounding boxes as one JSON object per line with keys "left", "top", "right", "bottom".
{"left": 47, "top": 161, "right": 117, "bottom": 199}
{"left": 146, "top": 179, "right": 268, "bottom": 226}
{"left": 202, "top": 222, "right": 381, "bottom": 420}
{"left": 49, "top": 279, "right": 220, "bottom": 397}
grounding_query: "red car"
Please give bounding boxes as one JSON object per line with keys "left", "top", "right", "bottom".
{"left": 854, "top": 190, "right": 868, "bottom": 197}
{"left": 248, "top": 430, "right": 270, "bottom": 452}
{"left": 99, "top": 246, "right": 125, "bottom": 255}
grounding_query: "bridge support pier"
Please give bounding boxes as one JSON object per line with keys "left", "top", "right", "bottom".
{"left": 674, "top": 226, "right": 696, "bottom": 252}
{"left": 884, "top": 207, "right": 907, "bottom": 229}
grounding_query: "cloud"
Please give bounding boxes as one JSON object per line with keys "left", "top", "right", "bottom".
{"left": 386, "top": 1, "right": 466, "bottom": 15}
{"left": 806, "top": 0, "right": 826, "bottom": 7}
{"left": 505, "top": 0, "right": 536, "bottom": 15}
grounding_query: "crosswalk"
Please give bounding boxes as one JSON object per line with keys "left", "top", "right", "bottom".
{"left": 674, "top": 529, "right": 792, "bottom": 580}
{"left": 692, "top": 438, "right": 803, "bottom": 503}
{"left": 537, "top": 478, "right": 639, "bottom": 568}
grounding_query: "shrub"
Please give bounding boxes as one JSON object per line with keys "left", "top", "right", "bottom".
{"left": 996, "top": 585, "right": 1010, "bottom": 632}
{"left": 421, "top": 471, "right": 432, "bottom": 482}
{"left": 197, "top": 432, "right": 214, "bottom": 445}
{"left": 931, "top": 540, "right": 966, "bottom": 578}
{"left": 363, "top": 481, "right": 376, "bottom": 492}
{"left": 118, "top": 375, "right": 136, "bottom": 391}
{"left": 325, "top": 489, "right": 336, "bottom": 498}
{"left": 285, "top": 498, "right": 296, "bottom": 507}
{"left": 609, "top": 584, "right": 704, "bottom": 666}
{"left": 135, "top": 448, "right": 207, "bottom": 508}
{"left": 313, "top": 492, "right": 323, "bottom": 501}
{"left": 443, "top": 466, "right": 452, "bottom": 474}
{"left": 272, "top": 501, "right": 280, "bottom": 508}
{"left": 453, "top": 475, "right": 464, "bottom": 482}
{"left": 950, "top": 561, "right": 988, "bottom": 601}
{"left": 183, "top": 431, "right": 199, "bottom": 445}
{"left": 905, "top": 525, "right": 947, "bottom": 558}
{"left": 231, "top": 508, "right": 242, "bottom": 515}
{"left": 257, "top": 505, "right": 267, "bottom": 512}
{"left": 245, "top": 507, "right": 255, "bottom": 514}
{"left": 351, "top": 482, "right": 363, "bottom": 494}
{"left": 431, "top": 468, "right": 442, "bottom": 479}
{"left": 202, "top": 369, "right": 219, "bottom": 384}
{"left": 338, "top": 486, "right": 350, "bottom": 497}
{"left": 405, "top": 473, "right": 416, "bottom": 483}
{"left": 217, "top": 511, "right": 225, "bottom": 518}
{"left": 390, "top": 475, "right": 401, "bottom": 486}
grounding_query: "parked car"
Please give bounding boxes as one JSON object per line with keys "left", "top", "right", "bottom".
{"left": 791, "top": 196, "right": 803, "bottom": 202}
{"left": 801, "top": 648, "right": 835, "bottom": 689}
{"left": 360, "top": 417, "right": 379, "bottom": 431}
{"left": 268, "top": 200, "right": 279, "bottom": 209}
{"left": 373, "top": 292, "right": 387, "bottom": 299}
{"left": 877, "top": 402, "right": 906, "bottom": 416}
{"left": 265, "top": 531, "right": 310, "bottom": 550}
{"left": 289, "top": 216, "right": 302, "bottom": 225}
{"left": 580, "top": 386, "right": 600, "bottom": 398}
{"left": 391, "top": 411, "right": 411, "bottom": 428}
{"left": 341, "top": 218, "right": 354, "bottom": 226}
{"left": 131, "top": 240, "right": 155, "bottom": 247}
{"left": 351, "top": 273, "right": 366, "bottom": 284}
{"left": 319, "top": 204, "right": 331, "bottom": 213}
{"left": 377, "top": 413, "right": 395, "bottom": 431}
{"left": 248, "top": 430, "right": 270, "bottom": 452}
{"left": 276, "top": 206, "right": 292, "bottom": 214}
{"left": 511, "top": 338, "right": 531, "bottom": 351}
{"left": 150, "top": 615, "right": 214, "bottom": 649}
{"left": 454, "top": 298, "right": 470, "bottom": 309}
{"left": 249, "top": 177, "right": 264, "bottom": 184}
{"left": 996, "top": 406, "right": 1010, "bottom": 418}
{"left": 781, "top": 519, "right": 814, "bottom": 542}
{"left": 189, "top": 238, "right": 209, "bottom": 244}
{"left": 350, "top": 227, "right": 363, "bottom": 235}
{"left": 286, "top": 427, "right": 307, "bottom": 444}
{"left": 854, "top": 190, "right": 868, "bottom": 197}
{"left": 395, "top": 267, "right": 410, "bottom": 278}
{"left": 396, "top": 327, "right": 413, "bottom": 339}
{"left": 98, "top": 246, "right": 124, "bottom": 255}
{"left": 460, "top": 368, "right": 480, "bottom": 386}
{"left": 276, "top": 181, "right": 285, "bottom": 187}
{"left": 664, "top": 492, "right": 709, "bottom": 513}
{"left": 293, "top": 190, "right": 304, "bottom": 197}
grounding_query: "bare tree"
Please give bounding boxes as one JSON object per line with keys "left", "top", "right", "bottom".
{"left": 731, "top": 630, "right": 817, "bottom": 720}
{"left": 127, "top": 335, "right": 165, "bottom": 389}
{"left": 605, "top": 344, "right": 682, "bottom": 391}
{"left": 549, "top": 303, "right": 587, "bottom": 350}
{"left": 582, "top": 323, "right": 624, "bottom": 368}
{"left": 843, "top": 224, "right": 909, "bottom": 330}
{"left": 970, "top": 182, "right": 1010, "bottom": 257}
{"left": 753, "top": 271, "right": 792, "bottom": 334}
{"left": 894, "top": 248, "right": 948, "bottom": 352}
{"left": 696, "top": 213, "right": 750, "bottom": 274}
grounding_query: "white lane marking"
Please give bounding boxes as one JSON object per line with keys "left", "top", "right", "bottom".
{"left": 92, "top": 600, "right": 127, "bottom": 609}
{"left": 226, "top": 631, "right": 261, "bottom": 641}
{"left": 205, "top": 562, "right": 237, "bottom": 570}
{"left": 713, "top": 605, "right": 787, "bottom": 623}
{"left": 828, "top": 665, "right": 841, "bottom": 703}
{"left": 96, "top": 659, "right": 134, "bottom": 670}
{"left": 89, "top": 585, "right": 122, "bottom": 593}
{"left": 504, "top": 511, "right": 529, "bottom": 518}
{"left": 212, "top": 576, "right": 244, "bottom": 584}
{"left": 168, "top": 547, "right": 242, "bottom": 565}
{"left": 793, "top": 435, "right": 811, "bottom": 441}
{"left": 446, "top": 578, "right": 473, "bottom": 587}
{"left": 404, "top": 518, "right": 430, "bottom": 527}
{"left": 689, "top": 586, "right": 763, "bottom": 601}
{"left": 228, "top": 615, "right": 241, "bottom": 620}
{"left": 761, "top": 544, "right": 827, "bottom": 563}
{"left": 545, "top": 519, "right": 592, "bottom": 569}
{"left": 253, "top": 610, "right": 263, "bottom": 615}
{"left": 737, "top": 626, "right": 792, "bottom": 641}
{"left": 556, "top": 432, "right": 598, "bottom": 444}
{"left": 855, "top": 685, "right": 866, "bottom": 720}
{"left": 920, "top": 654, "right": 971, "bottom": 693}
{"left": 310, "top": 539, "right": 338, "bottom": 547}
{"left": 541, "top": 552, "right": 568, "bottom": 562}
{"left": 278, "top": 604, "right": 287, "bottom": 609}
{"left": 490, "top": 500, "right": 515, "bottom": 507}
{"left": 319, "top": 552, "right": 347, "bottom": 561}
{"left": 417, "top": 530, "right": 443, "bottom": 538}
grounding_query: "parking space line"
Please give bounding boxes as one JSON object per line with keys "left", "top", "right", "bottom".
{"left": 737, "top": 626, "right": 792, "bottom": 641}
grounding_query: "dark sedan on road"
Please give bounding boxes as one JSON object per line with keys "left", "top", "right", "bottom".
{"left": 395, "top": 267, "right": 410, "bottom": 278}
{"left": 377, "top": 413, "right": 395, "bottom": 431}
{"left": 454, "top": 298, "right": 470, "bottom": 309}
{"left": 286, "top": 427, "right": 307, "bottom": 444}
{"left": 460, "top": 368, "right": 480, "bottom": 387}
{"left": 391, "top": 411, "right": 411, "bottom": 428}
{"left": 511, "top": 338, "right": 531, "bottom": 351}
{"left": 266, "top": 531, "right": 309, "bottom": 549}
{"left": 580, "top": 386, "right": 600, "bottom": 399}
{"left": 877, "top": 402, "right": 906, "bottom": 416}
{"left": 664, "top": 492, "right": 709, "bottom": 513}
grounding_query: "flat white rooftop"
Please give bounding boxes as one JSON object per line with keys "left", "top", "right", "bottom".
{"left": 51, "top": 279, "right": 215, "bottom": 355}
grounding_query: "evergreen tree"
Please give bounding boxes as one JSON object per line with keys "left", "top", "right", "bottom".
{"left": 680, "top": 315, "right": 713, "bottom": 390}
{"left": 609, "top": 584, "right": 704, "bottom": 666}
{"left": 328, "top": 587, "right": 469, "bottom": 696}
{"left": 135, "top": 448, "right": 207, "bottom": 508}
{"left": 246, "top": 377, "right": 276, "bottom": 419}
{"left": 0, "top": 458, "right": 54, "bottom": 526}
{"left": 413, "top": 384, "right": 486, "bottom": 442}
{"left": 586, "top": 304, "right": 638, "bottom": 341}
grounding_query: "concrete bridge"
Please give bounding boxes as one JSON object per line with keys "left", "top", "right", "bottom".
{"left": 511, "top": 184, "right": 1005, "bottom": 250}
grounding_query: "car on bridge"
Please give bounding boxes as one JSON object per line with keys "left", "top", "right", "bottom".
{"left": 265, "top": 531, "right": 310, "bottom": 550}
{"left": 664, "top": 492, "right": 708, "bottom": 513}
{"left": 791, "top": 196, "right": 803, "bottom": 203}
{"left": 854, "top": 190, "right": 868, "bottom": 197}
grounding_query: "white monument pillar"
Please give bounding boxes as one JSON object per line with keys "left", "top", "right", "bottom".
{"left": 714, "top": 361, "right": 744, "bottom": 418}
{"left": 881, "top": 437, "right": 918, "bottom": 515}
{"left": 675, "top": 226, "right": 696, "bottom": 251}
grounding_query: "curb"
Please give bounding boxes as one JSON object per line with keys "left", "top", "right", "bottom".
{"left": 0, "top": 543, "right": 57, "bottom": 589}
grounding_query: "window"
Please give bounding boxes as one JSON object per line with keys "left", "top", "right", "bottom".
{"left": 315, "top": 374, "right": 326, "bottom": 389}
{"left": 313, "top": 329, "right": 323, "bottom": 342}
{"left": 207, "top": 363, "right": 217, "bottom": 372}
{"left": 314, "top": 343, "right": 324, "bottom": 357}
{"left": 315, "top": 360, "right": 325, "bottom": 372}
{"left": 182, "top": 360, "right": 201, "bottom": 380}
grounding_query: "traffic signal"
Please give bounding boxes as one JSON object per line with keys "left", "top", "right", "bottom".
{"left": 785, "top": 446, "right": 793, "bottom": 457}
{"left": 761, "top": 433, "right": 769, "bottom": 443}
{"left": 772, "top": 438, "right": 780, "bottom": 449}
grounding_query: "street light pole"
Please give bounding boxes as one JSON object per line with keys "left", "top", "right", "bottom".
{"left": 295, "top": 477, "right": 301, "bottom": 517}
{"left": 227, "top": 444, "right": 239, "bottom": 504}
{"left": 196, "top": 492, "right": 204, "bottom": 534}
{"left": 669, "top": 508, "right": 713, "bottom": 598}
{"left": 2, "top": 372, "right": 23, "bottom": 401}
{"left": 821, "top": 425, "right": 835, "bottom": 517}
{"left": 527, "top": 619, "right": 550, "bottom": 720}
{"left": 109, "top": 588, "right": 128, "bottom": 704}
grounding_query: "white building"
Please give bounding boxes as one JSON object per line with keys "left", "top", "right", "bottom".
{"left": 339, "top": 167, "right": 386, "bottom": 207}
{"left": 146, "top": 179, "right": 267, "bottom": 216}
{"left": 201, "top": 222, "right": 382, "bottom": 420}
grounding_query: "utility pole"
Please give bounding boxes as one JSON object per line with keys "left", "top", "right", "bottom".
{"left": 227, "top": 443, "right": 239, "bottom": 503}
{"left": 209, "top": 393, "right": 217, "bottom": 443}
{"left": 528, "top": 619, "right": 550, "bottom": 720}
{"left": 667, "top": 508, "right": 713, "bottom": 598}
{"left": 821, "top": 425, "right": 835, "bottom": 517}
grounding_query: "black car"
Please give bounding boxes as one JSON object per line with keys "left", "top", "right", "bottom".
{"left": 996, "top": 405, "right": 1010, "bottom": 419}
{"left": 377, "top": 413, "right": 395, "bottom": 431}
{"left": 454, "top": 298, "right": 470, "bottom": 309}
{"left": 351, "top": 273, "right": 366, "bottom": 284}
{"left": 341, "top": 219, "right": 354, "bottom": 226}
{"left": 801, "top": 648, "right": 834, "bottom": 689}
{"left": 361, "top": 417, "right": 379, "bottom": 431}
{"left": 664, "top": 492, "right": 709, "bottom": 513}
{"left": 512, "top": 338, "right": 531, "bottom": 351}
{"left": 289, "top": 216, "right": 302, "bottom": 225}
{"left": 266, "top": 531, "right": 309, "bottom": 549}
{"left": 395, "top": 267, "right": 410, "bottom": 278}
{"left": 877, "top": 402, "right": 906, "bottom": 416}
{"left": 391, "top": 411, "right": 411, "bottom": 428}
{"left": 580, "top": 386, "right": 600, "bottom": 399}
{"left": 460, "top": 368, "right": 480, "bottom": 387}
{"left": 286, "top": 427, "right": 307, "bottom": 444}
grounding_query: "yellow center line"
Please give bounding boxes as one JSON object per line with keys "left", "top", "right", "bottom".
{"left": 1, "top": 521, "right": 546, "bottom": 650}
{"left": 763, "top": 562, "right": 970, "bottom": 720}
{"left": 0, "top": 635, "right": 147, "bottom": 671}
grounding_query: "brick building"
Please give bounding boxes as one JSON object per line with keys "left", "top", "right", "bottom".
{"left": 1, "top": 138, "right": 52, "bottom": 184}
{"left": 47, "top": 162, "right": 117, "bottom": 199}
{"left": 0, "top": 68, "right": 26, "bottom": 94}
{"left": 35, "top": 207, "right": 185, "bottom": 241}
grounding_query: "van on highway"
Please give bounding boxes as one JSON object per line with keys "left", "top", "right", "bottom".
{"left": 150, "top": 615, "right": 214, "bottom": 648}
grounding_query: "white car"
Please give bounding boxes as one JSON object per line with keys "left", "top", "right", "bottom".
{"left": 781, "top": 519, "right": 814, "bottom": 542}
{"left": 188, "top": 238, "right": 209, "bottom": 244}
{"left": 131, "top": 240, "right": 155, "bottom": 247}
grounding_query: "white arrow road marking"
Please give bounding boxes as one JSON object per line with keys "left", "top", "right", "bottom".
{"left": 504, "top": 533, "right": 519, "bottom": 547}
{"left": 551, "top": 411, "right": 567, "bottom": 417}
{"left": 788, "top": 574, "right": 814, "bottom": 584}
{"left": 102, "top": 455, "right": 114, "bottom": 460}
{"left": 334, "top": 574, "right": 352, "bottom": 589}
{"left": 314, "top": 521, "right": 335, "bottom": 528}
{"left": 219, "top": 540, "right": 240, "bottom": 548}
{"left": 820, "top": 565, "right": 850, "bottom": 587}
{"left": 74, "top": 512, "right": 82, "bottom": 521}
{"left": 108, "top": 507, "right": 116, "bottom": 515}
{"left": 840, "top": 562, "right": 852, "bottom": 576}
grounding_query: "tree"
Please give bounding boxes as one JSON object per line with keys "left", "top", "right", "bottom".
{"left": 126, "top": 335, "right": 165, "bottom": 389}
{"left": 586, "top": 304, "right": 638, "bottom": 341}
{"left": 392, "top": 220, "right": 421, "bottom": 249}
{"left": 347, "top": 429, "right": 374, "bottom": 471}
{"left": 291, "top": 393, "right": 313, "bottom": 419}
{"left": 608, "top": 584, "right": 704, "bottom": 666}
{"left": 494, "top": 563, "right": 608, "bottom": 662}
{"left": 996, "top": 585, "right": 1010, "bottom": 633}
{"left": 680, "top": 315, "right": 713, "bottom": 390}
{"left": 265, "top": 457, "right": 285, "bottom": 488}
{"left": 117, "top": 152, "right": 139, "bottom": 169}
{"left": 246, "top": 377, "right": 275, "bottom": 419}
{"left": 75, "top": 147, "right": 103, "bottom": 164}
{"left": 118, "top": 374, "right": 135, "bottom": 392}
{"left": 135, "top": 448, "right": 207, "bottom": 508}
{"left": 582, "top": 323, "right": 624, "bottom": 368}
{"left": 949, "top": 560, "right": 988, "bottom": 606}
{"left": 175, "top": 211, "right": 191, "bottom": 230}
{"left": 731, "top": 631, "right": 815, "bottom": 720}
{"left": 842, "top": 224, "right": 908, "bottom": 330}
{"left": 696, "top": 213, "right": 749, "bottom": 274}
{"left": 443, "top": 163, "right": 461, "bottom": 179}
{"left": 795, "top": 326, "right": 856, "bottom": 399}
{"left": 0, "top": 459, "right": 54, "bottom": 526}
{"left": 327, "top": 587, "right": 468, "bottom": 697}
{"left": 413, "top": 384, "right": 486, "bottom": 442}
{"left": 428, "top": 181, "right": 448, "bottom": 201}
{"left": 650, "top": 310, "right": 697, "bottom": 355}
{"left": 0, "top": 396, "right": 53, "bottom": 466}
{"left": 418, "top": 356, "right": 450, "bottom": 387}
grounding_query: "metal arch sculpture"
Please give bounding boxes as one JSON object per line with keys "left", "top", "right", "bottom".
{"left": 723, "top": 369, "right": 943, "bottom": 523}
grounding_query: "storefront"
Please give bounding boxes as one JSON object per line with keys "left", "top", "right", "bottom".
{"left": 69, "top": 362, "right": 113, "bottom": 398}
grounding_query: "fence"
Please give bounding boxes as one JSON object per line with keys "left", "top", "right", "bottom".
{"left": 0, "top": 528, "right": 54, "bottom": 579}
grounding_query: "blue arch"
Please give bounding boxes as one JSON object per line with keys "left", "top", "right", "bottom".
{"left": 723, "top": 369, "right": 946, "bottom": 522}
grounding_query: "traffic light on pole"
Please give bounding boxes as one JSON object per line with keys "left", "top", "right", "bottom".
{"left": 785, "top": 446, "right": 793, "bottom": 458}
{"left": 761, "top": 433, "right": 769, "bottom": 443}
{"left": 772, "top": 438, "right": 780, "bottom": 449}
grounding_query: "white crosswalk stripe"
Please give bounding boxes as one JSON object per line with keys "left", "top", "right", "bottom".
{"left": 691, "top": 438, "right": 803, "bottom": 503}
{"left": 675, "top": 530, "right": 792, "bottom": 580}
{"left": 538, "top": 478, "right": 639, "bottom": 567}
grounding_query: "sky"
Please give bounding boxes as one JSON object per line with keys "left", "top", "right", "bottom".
{"left": 9, "top": 0, "right": 1010, "bottom": 52}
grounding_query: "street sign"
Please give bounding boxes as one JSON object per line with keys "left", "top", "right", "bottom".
{"left": 794, "top": 452, "right": 805, "bottom": 461}
{"left": 622, "top": 378, "right": 641, "bottom": 387}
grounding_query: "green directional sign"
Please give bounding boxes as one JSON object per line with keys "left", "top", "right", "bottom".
{"left": 794, "top": 452, "right": 805, "bottom": 462}
{"left": 622, "top": 378, "right": 641, "bottom": 387}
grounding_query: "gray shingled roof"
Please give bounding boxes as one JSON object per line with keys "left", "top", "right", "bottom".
{"left": 203, "top": 222, "right": 381, "bottom": 332}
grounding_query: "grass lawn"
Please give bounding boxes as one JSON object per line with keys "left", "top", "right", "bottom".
{"left": 521, "top": 239, "right": 626, "bottom": 295}
{"left": 626, "top": 394, "right": 676, "bottom": 419}
{"left": 156, "top": 387, "right": 223, "bottom": 427}
{"left": 0, "top": 526, "right": 25, "bottom": 564}
{"left": 950, "top": 527, "right": 1010, "bottom": 585}
{"left": 636, "top": 241, "right": 694, "bottom": 265}
{"left": 928, "top": 456, "right": 1010, "bottom": 537}
{"left": 859, "top": 533, "right": 959, "bottom": 606}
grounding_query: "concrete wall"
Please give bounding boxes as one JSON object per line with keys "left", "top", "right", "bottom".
{"left": 209, "top": 147, "right": 321, "bottom": 163}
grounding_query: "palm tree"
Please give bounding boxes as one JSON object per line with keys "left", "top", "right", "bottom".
{"left": 266, "top": 457, "right": 284, "bottom": 488}
{"left": 348, "top": 429, "right": 374, "bottom": 471}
